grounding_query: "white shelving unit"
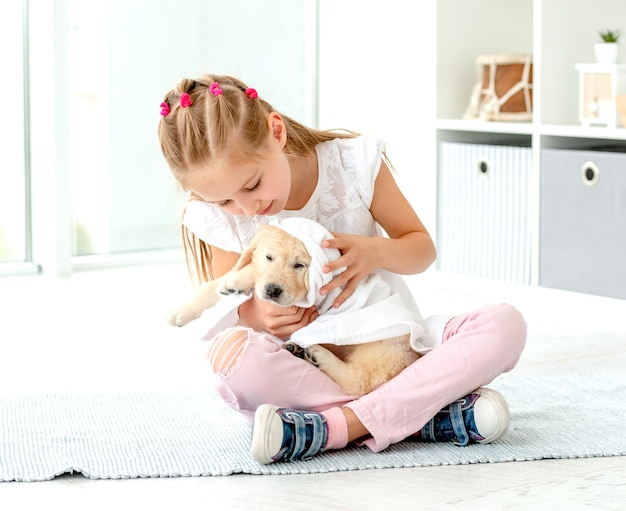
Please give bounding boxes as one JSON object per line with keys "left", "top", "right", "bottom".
{"left": 435, "top": 0, "right": 626, "bottom": 295}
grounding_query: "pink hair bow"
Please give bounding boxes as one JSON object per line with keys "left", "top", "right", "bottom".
{"left": 180, "top": 93, "right": 192, "bottom": 108}
{"left": 209, "top": 82, "right": 223, "bottom": 96}
{"left": 159, "top": 101, "right": 170, "bottom": 116}
{"left": 245, "top": 88, "right": 258, "bottom": 99}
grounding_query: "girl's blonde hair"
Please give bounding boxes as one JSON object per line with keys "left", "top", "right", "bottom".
{"left": 158, "top": 73, "right": 357, "bottom": 285}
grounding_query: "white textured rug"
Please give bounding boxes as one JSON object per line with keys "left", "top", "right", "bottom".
{"left": 1, "top": 373, "right": 625, "bottom": 482}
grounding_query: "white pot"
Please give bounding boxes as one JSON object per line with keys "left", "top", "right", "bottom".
{"left": 594, "top": 42, "right": 619, "bottom": 64}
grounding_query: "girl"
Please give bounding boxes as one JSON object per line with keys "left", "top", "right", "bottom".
{"left": 158, "top": 73, "right": 527, "bottom": 464}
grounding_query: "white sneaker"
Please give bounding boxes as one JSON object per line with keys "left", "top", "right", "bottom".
{"left": 250, "top": 404, "right": 329, "bottom": 464}
{"left": 418, "top": 387, "right": 510, "bottom": 445}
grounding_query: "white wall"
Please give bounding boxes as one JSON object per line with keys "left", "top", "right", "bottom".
{"left": 318, "top": 0, "right": 437, "bottom": 233}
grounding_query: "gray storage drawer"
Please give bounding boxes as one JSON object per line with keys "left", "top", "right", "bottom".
{"left": 540, "top": 148, "right": 626, "bottom": 299}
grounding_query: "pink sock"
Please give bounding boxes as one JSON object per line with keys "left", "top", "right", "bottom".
{"left": 322, "top": 407, "right": 349, "bottom": 450}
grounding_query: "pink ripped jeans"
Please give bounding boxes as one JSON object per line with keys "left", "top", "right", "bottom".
{"left": 207, "top": 303, "right": 527, "bottom": 452}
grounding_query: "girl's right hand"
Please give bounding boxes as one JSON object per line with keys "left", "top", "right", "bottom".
{"left": 238, "top": 295, "right": 318, "bottom": 340}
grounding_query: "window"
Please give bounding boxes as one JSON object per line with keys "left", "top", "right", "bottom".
{"left": 4, "top": 0, "right": 315, "bottom": 275}
{"left": 0, "top": 1, "right": 28, "bottom": 266}
{"left": 66, "top": 0, "right": 313, "bottom": 259}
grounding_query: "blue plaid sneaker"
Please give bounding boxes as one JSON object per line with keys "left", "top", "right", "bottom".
{"left": 418, "top": 388, "right": 510, "bottom": 446}
{"left": 251, "top": 405, "right": 328, "bottom": 464}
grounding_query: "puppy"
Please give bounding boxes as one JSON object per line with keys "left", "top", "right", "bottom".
{"left": 167, "top": 221, "right": 420, "bottom": 396}
{"left": 166, "top": 224, "right": 311, "bottom": 327}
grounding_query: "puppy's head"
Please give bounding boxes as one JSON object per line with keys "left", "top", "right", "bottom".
{"left": 245, "top": 224, "right": 311, "bottom": 307}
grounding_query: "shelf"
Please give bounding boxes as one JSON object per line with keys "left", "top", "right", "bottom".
{"left": 436, "top": 119, "right": 626, "bottom": 141}
{"left": 435, "top": 119, "right": 534, "bottom": 135}
{"left": 539, "top": 124, "right": 626, "bottom": 141}
{"left": 435, "top": 0, "right": 626, "bottom": 295}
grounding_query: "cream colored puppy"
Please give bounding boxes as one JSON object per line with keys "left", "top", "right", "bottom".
{"left": 167, "top": 223, "right": 419, "bottom": 396}
{"left": 166, "top": 224, "right": 311, "bottom": 326}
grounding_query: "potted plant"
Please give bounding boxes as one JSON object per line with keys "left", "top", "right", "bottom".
{"left": 595, "top": 29, "right": 622, "bottom": 64}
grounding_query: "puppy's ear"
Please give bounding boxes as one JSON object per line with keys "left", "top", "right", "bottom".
{"left": 232, "top": 224, "right": 270, "bottom": 270}
{"left": 233, "top": 242, "right": 255, "bottom": 270}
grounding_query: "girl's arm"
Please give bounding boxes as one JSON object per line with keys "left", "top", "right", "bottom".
{"left": 211, "top": 244, "right": 318, "bottom": 339}
{"left": 320, "top": 161, "right": 436, "bottom": 308}
{"left": 210, "top": 245, "right": 241, "bottom": 278}
{"left": 368, "top": 160, "right": 436, "bottom": 274}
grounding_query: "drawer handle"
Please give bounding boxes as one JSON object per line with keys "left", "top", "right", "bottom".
{"left": 477, "top": 158, "right": 491, "bottom": 177}
{"left": 581, "top": 161, "right": 599, "bottom": 186}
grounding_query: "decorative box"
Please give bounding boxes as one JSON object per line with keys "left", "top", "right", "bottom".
{"left": 575, "top": 63, "right": 626, "bottom": 128}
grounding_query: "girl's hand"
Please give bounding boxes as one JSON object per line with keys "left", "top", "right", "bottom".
{"left": 319, "top": 232, "right": 383, "bottom": 309}
{"left": 318, "top": 161, "right": 438, "bottom": 308}
{"left": 238, "top": 295, "right": 318, "bottom": 340}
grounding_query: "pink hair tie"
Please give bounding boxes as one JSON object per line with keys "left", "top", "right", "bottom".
{"left": 180, "top": 93, "right": 192, "bottom": 108}
{"left": 159, "top": 101, "right": 170, "bottom": 116}
{"left": 245, "top": 88, "right": 258, "bottom": 99}
{"left": 209, "top": 82, "right": 223, "bottom": 96}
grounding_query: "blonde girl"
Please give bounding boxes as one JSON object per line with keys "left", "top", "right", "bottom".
{"left": 158, "top": 73, "right": 527, "bottom": 464}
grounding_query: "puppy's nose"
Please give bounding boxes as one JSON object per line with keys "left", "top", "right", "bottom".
{"left": 265, "top": 284, "right": 283, "bottom": 299}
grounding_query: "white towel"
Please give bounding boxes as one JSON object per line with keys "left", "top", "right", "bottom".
{"left": 192, "top": 217, "right": 430, "bottom": 353}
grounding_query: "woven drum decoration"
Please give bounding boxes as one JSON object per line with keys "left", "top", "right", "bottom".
{"left": 464, "top": 54, "right": 533, "bottom": 121}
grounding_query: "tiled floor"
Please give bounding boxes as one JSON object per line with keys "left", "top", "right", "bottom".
{"left": 0, "top": 263, "right": 625, "bottom": 510}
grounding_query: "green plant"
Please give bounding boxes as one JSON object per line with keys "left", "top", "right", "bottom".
{"left": 599, "top": 29, "right": 622, "bottom": 43}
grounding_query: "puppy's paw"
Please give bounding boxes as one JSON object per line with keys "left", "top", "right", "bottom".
{"left": 301, "top": 345, "right": 323, "bottom": 367}
{"left": 284, "top": 341, "right": 305, "bottom": 358}
{"left": 216, "top": 279, "right": 245, "bottom": 296}
{"left": 165, "top": 307, "right": 199, "bottom": 327}
{"left": 283, "top": 342, "right": 319, "bottom": 367}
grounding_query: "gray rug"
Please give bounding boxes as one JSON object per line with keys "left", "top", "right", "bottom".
{"left": 1, "top": 373, "right": 625, "bottom": 482}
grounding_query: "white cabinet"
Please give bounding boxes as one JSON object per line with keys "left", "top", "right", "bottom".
{"left": 435, "top": 0, "right": 626, "bottom": 295}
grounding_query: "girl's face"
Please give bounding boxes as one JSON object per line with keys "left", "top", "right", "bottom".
{"left": 189, "top": 115, "right": 292, "bottom": 217}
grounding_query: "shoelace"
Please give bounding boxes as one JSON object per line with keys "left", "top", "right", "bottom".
{"left": 284, "top": 411, "right": 326, "bottom": 461}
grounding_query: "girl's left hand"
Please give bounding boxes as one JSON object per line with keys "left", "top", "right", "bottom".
{"left": 319, "top": 231, "right": 383, "bottom": 308}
